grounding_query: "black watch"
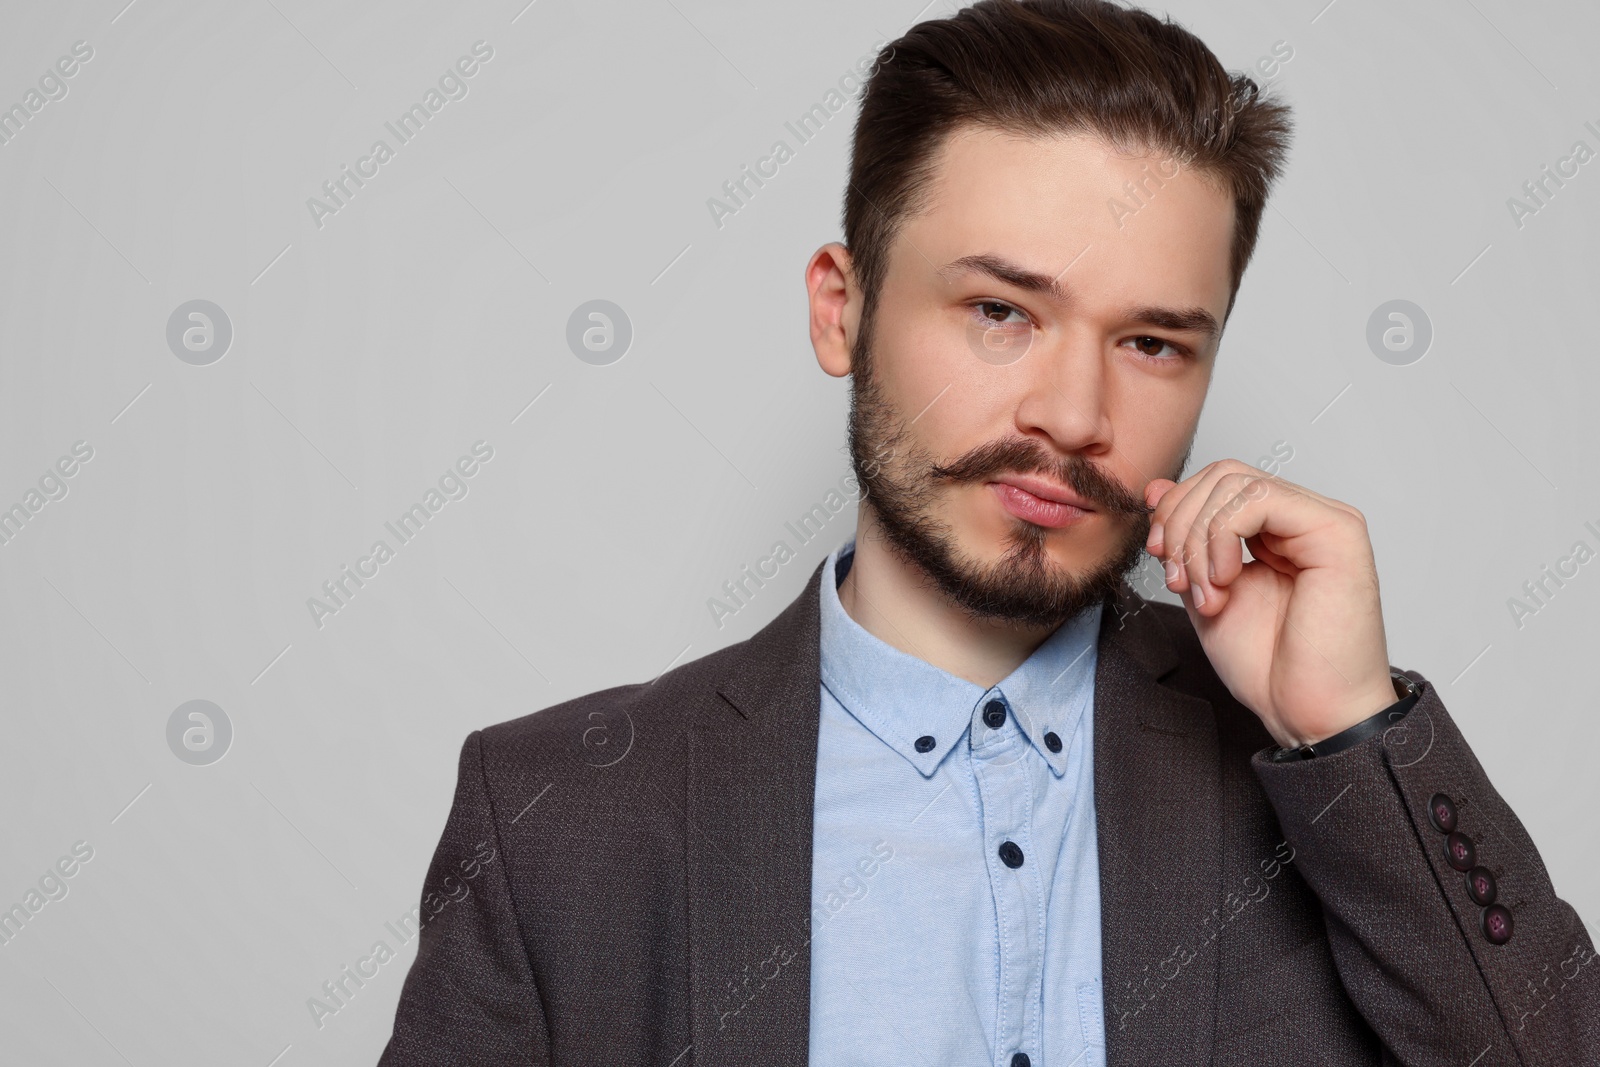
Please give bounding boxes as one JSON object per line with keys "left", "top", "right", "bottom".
{"left": 1270, "top": 671, "right": 1421, "bottom": 762}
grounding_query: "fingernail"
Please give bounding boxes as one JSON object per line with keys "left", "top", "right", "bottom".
{"left": 1163, "top": 559, "right": 1178, "bottom": 583}
{"left": 1207, "top": 558, "right": 1215, "bottom": 581}
{"left": 1149, "top": 522, "right": 1163, "bottom": 550}
{"left": 1193, "top": 582, "right": 1206, "bottom": 608}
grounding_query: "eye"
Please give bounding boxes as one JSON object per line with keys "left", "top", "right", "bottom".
{"left": 968, "top": 300, "right": 1030, "bottom": 327}
{"left": 1124, "top": 335, "right": 1189, "bottom": 362}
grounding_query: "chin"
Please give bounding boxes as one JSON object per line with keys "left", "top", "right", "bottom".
{"left": 961, "top": 507, "right": 1092, "bottom": 565}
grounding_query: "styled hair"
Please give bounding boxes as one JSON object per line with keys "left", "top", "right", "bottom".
{"left": 843, "top": 0, "right": 1294, "bottom": 334}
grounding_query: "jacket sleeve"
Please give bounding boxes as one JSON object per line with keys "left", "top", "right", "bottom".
{"left": 378, "top": 729, "right": 551, "bottom": 1065}
{"left": 1252, "top": 669, "right": 1599, "bottom": 1066}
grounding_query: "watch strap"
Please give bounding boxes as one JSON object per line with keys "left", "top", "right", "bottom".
{"left": 1270, "top": 671, "right": 1421, "bottom": 763}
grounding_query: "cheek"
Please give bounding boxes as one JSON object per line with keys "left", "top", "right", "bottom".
{"left": 1108, "top": 366, "right": 1206, "bottom": 457}
{"left": 868, "top": 327, "right": 996, "bottom": 455}
{"left": 878, "top": 314, "right": 972, "bottom": 397}
{"left": 913, "top": 385, "right": 1005, "bottom": 472}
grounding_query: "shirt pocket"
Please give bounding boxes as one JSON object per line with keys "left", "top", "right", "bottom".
{"left": 1078, "top": 976, "right": 1105, "bottom": 1048}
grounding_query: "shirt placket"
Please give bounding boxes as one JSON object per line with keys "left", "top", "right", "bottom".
{"left": 970, "top": 692, "right": 1043, "bottom": 1067}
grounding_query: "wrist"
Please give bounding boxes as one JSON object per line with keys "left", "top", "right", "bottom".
{"left": 1292, "top": 675, "right": 1407, "bottom": 748}
{"left": 1270, "top": 671, "right": 1420, "bottom": 763}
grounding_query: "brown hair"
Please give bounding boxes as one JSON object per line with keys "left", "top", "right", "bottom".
{"left": 843, "top": 0, "right": 1293, "bottom": 336}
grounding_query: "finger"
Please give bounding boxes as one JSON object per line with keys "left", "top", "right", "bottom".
{"left": 1150, "top": 460, "right": 1361, "bottom": 573}
{"left": 1175, "top": 472, "right": 1266, "bottom": 613}
{"left": 1144, "top": 479, "right": 1178, "bottom": 553}
{"left": 1188, "top": 474, "right": 1361, "bottom": 614}
{"left": 1244, "top": 532, "right": 1295, "bottom": 577}
{"left": 1194, "top": 473, "right": 1276, "bottom": 608}
{"left": 1148, "top": 462, "right": 1232, "bottom": 559}
{"left": 1248, "top": 470, "right": 1361, "bottom": 521}
{"left": 1154, "top": 462, "right": 1239, "bottom": 592}
{"left": 1145, "top": 478, "right": 1177, "bottom": 509}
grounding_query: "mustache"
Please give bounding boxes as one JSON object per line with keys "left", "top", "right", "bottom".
{"left": 928, "top": 439, "right": 1154, "bottom": 517}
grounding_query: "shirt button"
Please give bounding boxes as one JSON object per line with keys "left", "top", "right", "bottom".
{"left": 914, "top": 735, "right": 936, "bottom": 753}
{"left": 1444, "top": 831, "right": 1476, "bottom": 872}
{"left": 1044, "top": 730, "right": 1062, "bottom": 753}
{"left": 1428, "top": 793, "right": 1458, "bottom": 833}
{"left": 1481, "top": 903, "right": 1515, "bottom": 945}
{"left": 983, "top": 699, "right": 1007, "bottom": 728}
{"left": 998, "top": 841, "right": 1024, "bottom": 868}
{"left": 1011, "top": 1054, "right": 1031, "bottom": 1067}
{"left": 1466, "top": 866, "right": 1498, "bottom": 906}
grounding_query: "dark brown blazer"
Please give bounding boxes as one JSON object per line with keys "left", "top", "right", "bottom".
{"left": 378, "top": 557, "right": 1598, "bottom": 1065}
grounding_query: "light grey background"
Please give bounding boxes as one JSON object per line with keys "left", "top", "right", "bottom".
{"left": 1, "top": 0, "right": 1596, "bottom": 1063}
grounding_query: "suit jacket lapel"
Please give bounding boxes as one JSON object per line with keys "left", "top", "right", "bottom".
{"left": 689, "top": 558, "right": 828, "bottom": 1066}
{"left": 1094, "top": 582, "right": 1222, "bottom": 1065}
{"left": 690, "top": 561, "right": 1221, "bottom": 1067}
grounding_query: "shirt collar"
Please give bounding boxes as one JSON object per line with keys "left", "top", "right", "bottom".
{"left": 818, "top": 536, "right": 1103, "bottom": 779}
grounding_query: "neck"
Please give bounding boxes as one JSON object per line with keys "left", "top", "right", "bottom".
{"left": 837, "top": 505, "right": 1061, "bottom": 690}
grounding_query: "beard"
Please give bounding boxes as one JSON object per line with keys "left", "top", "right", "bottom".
{"left": 844, "top": 301, "right": 1191, "bottom": 630}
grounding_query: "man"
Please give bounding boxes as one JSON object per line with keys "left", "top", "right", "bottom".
{"left": 379, "top": 1, "right": 1598, "bottom": 1064}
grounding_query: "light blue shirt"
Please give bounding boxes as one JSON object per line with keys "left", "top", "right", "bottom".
{"left": 809, "top": 536, "right": 1106, "bottom": 1067}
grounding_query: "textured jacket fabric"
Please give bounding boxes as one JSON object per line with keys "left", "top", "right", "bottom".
{"left": 378, "top": 557, "right": 1599, "bottom": 1066}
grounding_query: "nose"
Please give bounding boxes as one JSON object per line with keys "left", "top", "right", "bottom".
{"left": 1009, "top": 325, "right": 1111, "bottom": 456}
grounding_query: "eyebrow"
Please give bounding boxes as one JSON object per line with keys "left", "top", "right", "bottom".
{"left": 935, "top": 253, "right": 1222, "bottom": 346}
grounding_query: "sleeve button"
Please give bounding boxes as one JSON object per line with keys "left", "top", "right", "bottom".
{"left": 1428, "top": 792, "right": 1458, "bottom": 833}
{"left": 1466, "top": 866, "right": 1497, "bottom": 906}
{"left": 1444, "top": 831, "right": 1476, "bottom": 872}
{"left": 1481, "top": 903, "right": 1514, "bottom": 945}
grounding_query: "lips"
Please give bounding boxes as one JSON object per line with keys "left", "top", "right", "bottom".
{"left": 987, "top": 476, "right": 1097, "bottom": 530}
{"left": 989, "top": 473, "right": 1096, "bottom": 512}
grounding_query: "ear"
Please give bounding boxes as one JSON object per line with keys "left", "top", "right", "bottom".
{"left": 807, "top": 242, "right": 858, "bottom": 379}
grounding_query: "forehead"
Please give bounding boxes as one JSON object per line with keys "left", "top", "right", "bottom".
{"left": 894, "top": 124, "right": 1236, "bottom": 320}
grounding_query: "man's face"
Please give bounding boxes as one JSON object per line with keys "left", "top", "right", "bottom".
{"left": 841, "top": 125, "right": 1235, "bottom": 628}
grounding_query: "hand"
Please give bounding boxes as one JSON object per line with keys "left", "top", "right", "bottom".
{"left": 1144, "top": 460, "right": 1396, "bottom": 749}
